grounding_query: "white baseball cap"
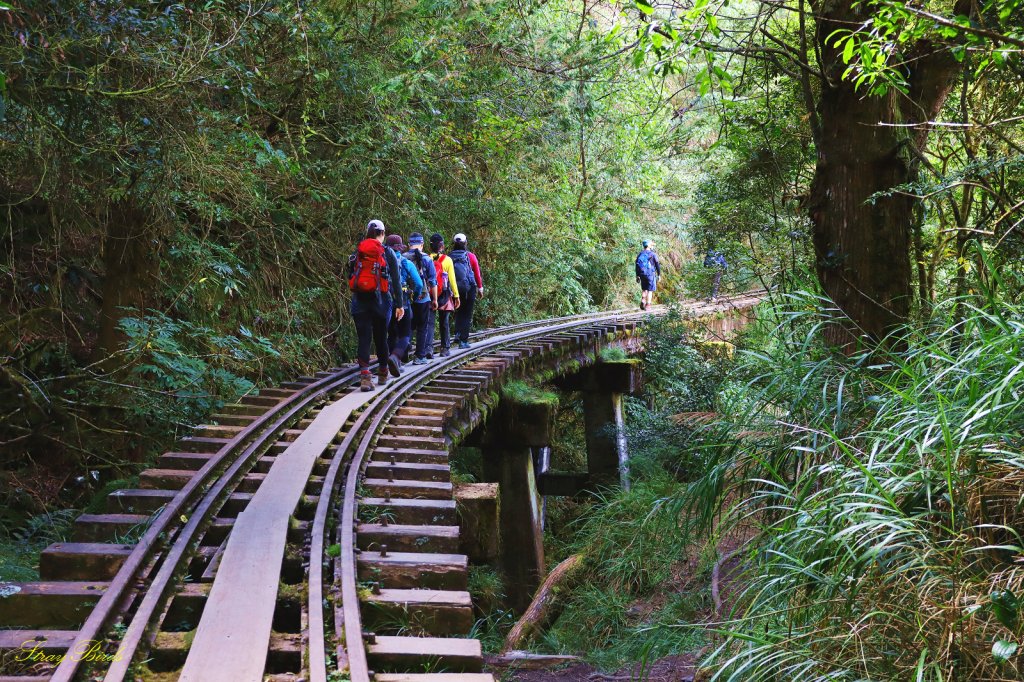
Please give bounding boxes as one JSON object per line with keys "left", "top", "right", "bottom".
{"left": 453, "top": 233, "right": 467, "bottom": 244}
{"left": 367, "top": 219, "right": 385, "bottom": 234}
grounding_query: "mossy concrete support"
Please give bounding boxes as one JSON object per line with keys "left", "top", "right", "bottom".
{"left": 455, "top": 482, "right": 499, "bottom": 563}
{"left": 481, "top": 387, "right": 556, "bottom": 611}
{"left": 561, "top": 360, "right": 641, "bottom": 490}
{"left": 581, "top": 392, "right": 628, "bottom": 489}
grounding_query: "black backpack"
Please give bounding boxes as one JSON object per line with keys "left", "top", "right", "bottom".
{"left": 448, "top": 249, "right": 475, "bottom": 294}
{"left": 404, "top": 249, "right": 434, "bottom": 298}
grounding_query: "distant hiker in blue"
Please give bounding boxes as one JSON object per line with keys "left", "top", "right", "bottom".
{"left": 635, "top": 239, "right": 661, "bottom": 311}
{"left": 704, "top": 248, "right": 728, "bottom": 301}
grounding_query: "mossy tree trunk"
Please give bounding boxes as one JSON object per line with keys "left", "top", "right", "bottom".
{"left": 807, "top": 0, "right": 971, "bottom": 346}
{"left": 96, "top": 203, "right": 156, "bottom": 358}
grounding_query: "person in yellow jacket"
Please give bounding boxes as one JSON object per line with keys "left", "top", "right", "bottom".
{"left": 428, "top": 233, "right": 461, "bottom": 357}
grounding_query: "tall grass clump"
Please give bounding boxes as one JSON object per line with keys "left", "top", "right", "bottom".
{"left": 682, "top": 290, "right": 1024, "bottom": 681}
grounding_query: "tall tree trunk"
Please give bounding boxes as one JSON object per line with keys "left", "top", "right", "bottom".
{"left": 807, "top": 1, "right": 969, "bottom": 347}
{"left": 95, "top": 203, "right": 155, "bottom": 358}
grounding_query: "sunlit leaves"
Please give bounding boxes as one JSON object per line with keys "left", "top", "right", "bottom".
{"left": 831, "top": 0, "right": 1023, "bottom": 94}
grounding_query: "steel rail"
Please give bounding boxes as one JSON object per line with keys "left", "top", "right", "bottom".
{"left": 310, "top": 307, "right": 667, "bottom": 682}
{"left": 96, "top": 311, "right": 585, "bottom": 680}
{"left": 50, "top": 365, "right": 366, "bottom": 682}
{"left": 49, "top": 310, "right": 611, "bottom": 681}
{"left": 309, "top": 291, "right": 765, "bottom": 682}
{"left": 39, "top": 293, "right": 759, "bottom": 681}
{"left": 47, "top": 310, "right": 606, "bottom": 681}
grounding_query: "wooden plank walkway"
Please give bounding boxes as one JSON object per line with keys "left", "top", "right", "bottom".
{"left": 178, "top": 386, "right": 377, "bottom": 682}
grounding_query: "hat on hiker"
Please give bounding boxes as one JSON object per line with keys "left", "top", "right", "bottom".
{"left": 366, "top": 219, "right": 386, "bottom": 236}
{"left": 430, "top": 233, "right": 445, "bottom": 248}
{"left": 642, "top": 239, "right": 653, "bottom": 248}
{"left": 453, "top": 233, "right": 467, "bottom": 245}
{"left": 408, "top": 232, "right": 425, "bottom": 246}
{"left": 385, "top": 234, "right": 404, "bottom": 251}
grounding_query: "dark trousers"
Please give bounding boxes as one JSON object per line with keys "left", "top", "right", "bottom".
{"left": 437, "top": 309, "right": 453, "bottom": 350}
{"left": 711, "top": 271, "right": 722, "bottom": 298}
{"left": 388, "top": 305, "right": 413, "bottom": 361}
{"left": 411, "top": 301, "right": 433, "bottom": 359}
{"left": 455, "top": 286, "right": 477, "bottom": 343}
{"left": 352, "top": 294, "right": 392, "bottom": 371}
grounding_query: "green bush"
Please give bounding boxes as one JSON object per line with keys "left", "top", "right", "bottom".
{"left": 677, "top": 290, "right": 1024, "bottom": 681}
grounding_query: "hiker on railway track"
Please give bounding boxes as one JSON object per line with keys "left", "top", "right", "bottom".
{"left": 635, "top": 239, "right": 661, "bottom": 310}
{"left": 428, "top": 233, "right": 461, "bottom": 357}
{"left": 704, "top": 247, "right": 728, "bottom": 301}
{"left": 349, "top": 220, "right": 405, "bottom": 392}
{"left": 402, "top": 232, "right": 439, "bottom": 365}
{"left": 385, "top": 234, "right": 424, "bottom": 375}
{"left": 449, "top": 233, "right": 483, "bottom": 349}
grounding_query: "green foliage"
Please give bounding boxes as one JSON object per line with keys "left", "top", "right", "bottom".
{"left": 0, "top": 0, "right": 684, "bottom": 501}
{"left": 0, "top": 509, "right": 75, "bottom": 581}
{"left": 118, "top": 311, "right": 272, "bottom": 422}
{"left": 502, "top": 381, "right": 560, "bottom": 408}
{"left": 542, "top": 586, "right": 708, "bottom": 670}
{"left": 641, "top": 312, "right": 725, "bottom": 414}
{"left": 828, "top": 0, "right": 1024, "bottom": 95}
{"left": 674, "top": 289, "right": 1024, "bottom": 680}
{"left": 467, "top": 565, "right": 515, "bottom": 653}
{"left": 541, "top": 479, "right": 706, "bottom": 668}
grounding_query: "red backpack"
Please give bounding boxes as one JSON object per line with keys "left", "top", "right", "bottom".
{"left": 348, "top": 238, "right": 389, "bottom": 294}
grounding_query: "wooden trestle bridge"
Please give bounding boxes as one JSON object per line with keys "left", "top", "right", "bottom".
{"left": 0, "top": 294, "right": 761, "bottom": 682}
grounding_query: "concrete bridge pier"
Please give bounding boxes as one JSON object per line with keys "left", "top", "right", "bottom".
{"left": 559, "top": 359, "right": 642, "bottom": 490}
{"left": 481, "top": 387, "right": 557, "bottom": 610}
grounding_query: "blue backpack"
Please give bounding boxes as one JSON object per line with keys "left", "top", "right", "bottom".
{"left": 704, "top": 250, "right": 727, "bottom": 269}
{"left": 635, "top": 250, "right": 656, "bottom": 278}
{"left": 449, "top": 249, "right": 475, "bottom": 293}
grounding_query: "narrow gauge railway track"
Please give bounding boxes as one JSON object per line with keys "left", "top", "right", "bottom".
{"left": 0, "top": 294, "right": 761, "bottom": 682}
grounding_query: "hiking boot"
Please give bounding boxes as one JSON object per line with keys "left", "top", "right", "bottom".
{"left": 378, "top": 371, "right": 388, "bottom": 386}
{"left": 458, "top": 341, "right": 470, "bottom": 350}
{"left": 387, "top": 354, "right": 402, "bottom": 377}
{"left": 440, "top": 347, "right": 451, "bottom": 357}
{"left": 359, "top": 371, "right": 374, "bottom": 392}
{"left": 427, "top": 352, "right": 434, "bottom": 359}
{"left": 413, "top": 357, "right": 429, "bottom": 366}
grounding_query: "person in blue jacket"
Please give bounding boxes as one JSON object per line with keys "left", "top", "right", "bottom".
{"left": 402, "top": 233, "right": 439, "bottom": 365}
{"left": 703, "top": 248, "right": 728, "bottom": 301}
{"left": 635, "top": 239, "right": 661, "bottom": 310}
{"left": 385, "top": 234, "right": 424, "bottom": 373}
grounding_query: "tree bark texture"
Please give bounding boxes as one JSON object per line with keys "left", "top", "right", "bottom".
{"left": 96, "top": 203, "right": 155, "bottom": 357}
{"left": 808, "top": 1, "right": 969, "bottom": 345}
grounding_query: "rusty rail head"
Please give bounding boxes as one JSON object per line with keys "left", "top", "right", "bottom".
{"left": 305, "top": 308, "right": 646, "bottom": 682}
{"left": 43, "top": 294, "right": 764, "bottom": 682}
{"left": 308, "top": 293, "right": 767, "bottom": 682}
{"left": 50, "top": 366, "right": 363, "bottom": 682}
{"left": 307, "top": 307, "right": 700, "bottom": 682}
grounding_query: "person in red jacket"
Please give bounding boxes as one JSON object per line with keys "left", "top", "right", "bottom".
{"left": 350, "top": 220, "right": 405, "bottom": 392}
{"left": 450, "top": 233, "right": 483, "bottom": 349}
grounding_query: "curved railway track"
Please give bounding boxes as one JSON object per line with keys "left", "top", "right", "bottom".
{"left": 0, "top": 294, "right": 761, "bottom": 682}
